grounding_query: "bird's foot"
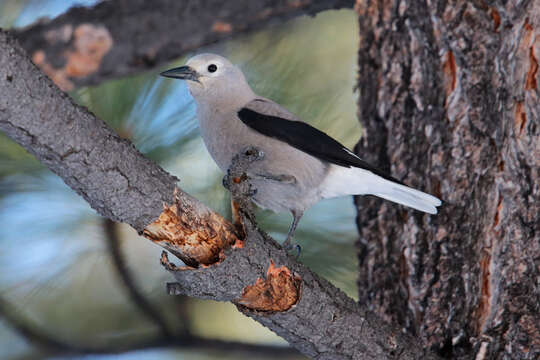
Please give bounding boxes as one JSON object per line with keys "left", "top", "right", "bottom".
{"left": 222, "top": 173, "right": 231, "bottom": 190}
{"left": 282, "top": 238, "right": 301, "bottom": 259}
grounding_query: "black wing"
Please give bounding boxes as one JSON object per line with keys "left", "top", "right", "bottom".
{"left": 237, "top": 107, "right": 404, "bottom": 185}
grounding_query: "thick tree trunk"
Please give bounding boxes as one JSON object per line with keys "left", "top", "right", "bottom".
{"left": 0, "top": 30, "right": 440, "bottom": 360}
{"left": 354, "top": 1, "right": 539, "bottom": 359}
{"left": 13, "top": 0, "right": 354, "bottom": 90}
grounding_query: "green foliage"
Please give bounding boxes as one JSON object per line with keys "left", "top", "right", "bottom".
{"left": 0, "top": 133, "right": 43, "bottom": 178}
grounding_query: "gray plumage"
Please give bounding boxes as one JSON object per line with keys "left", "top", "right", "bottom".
{"left": 161, "top": 54, "right": 441, "bottom": 248}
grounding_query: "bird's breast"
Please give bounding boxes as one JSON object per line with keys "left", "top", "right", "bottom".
{"left": 197, "top": 107, "right": 246, "bottom": 171}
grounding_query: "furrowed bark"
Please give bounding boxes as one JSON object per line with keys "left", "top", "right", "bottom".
{"left": 0, "top": 30, "right": 440, "bottom": 359}
{"left": 14, "top": 0, "right": 354, "bottom": 90}
{"left": 354, "top": 1, "right": 539, "bottom": 359}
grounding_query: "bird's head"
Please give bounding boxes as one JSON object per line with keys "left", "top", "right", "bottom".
{"left": 160, "top": 53, "right": 253, "bottom": 105}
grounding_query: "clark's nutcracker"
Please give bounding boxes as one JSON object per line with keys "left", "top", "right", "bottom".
{"left": 161, "top": 54, "right": 441, "bottom": 249}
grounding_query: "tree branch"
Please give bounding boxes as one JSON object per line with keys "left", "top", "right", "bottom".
{"left": 103, "top": 218, "right": 175, "bottom": 338}
{"left": 13, "top": 0, "right": 354, "bottom": 90}
{"left": 0, "top": 29, "right": 439, "bottom": 359}
{"left": 0, "top": 295, "right": 299, "bottom": 358}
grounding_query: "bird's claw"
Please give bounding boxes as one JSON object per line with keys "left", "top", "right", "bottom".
{"left": 293, "top": 244, "right": 301, "bottom": 259}
{"left": 222, "top": 173, "right": 231, "bottom": 190}
{"left": 282, "top": 239, "right": 301, "bottom": 259}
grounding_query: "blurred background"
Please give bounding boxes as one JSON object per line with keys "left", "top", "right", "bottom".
{"left": 0, "top": 1, "right": 360, "bottom": 359}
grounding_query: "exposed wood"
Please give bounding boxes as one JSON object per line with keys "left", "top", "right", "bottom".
{"left": 143, "top": 188, "right": 242, "bottom": 267}
{"left": 237, "top": 260, "right": 302, "bottom": 312}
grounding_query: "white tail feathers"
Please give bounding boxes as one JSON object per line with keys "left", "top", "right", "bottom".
{"left": 320, "top": 165, "right": 442, "bottom": 214}
{"left": 373, "top": 182, "right": 441, "bottom": 214}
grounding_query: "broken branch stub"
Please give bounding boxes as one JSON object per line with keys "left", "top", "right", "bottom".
{"left": 143, "top": 188, "right": 242, "bottom": 267}
{"left": 223, "top": 146, "right": 265, "bottom": 211}
{"left": 224, "top": 146, "right": 266, "bottom": 240}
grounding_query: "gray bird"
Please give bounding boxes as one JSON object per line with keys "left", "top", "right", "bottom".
{"left": 161, "top": 54, "right": 441, "bottom": 249}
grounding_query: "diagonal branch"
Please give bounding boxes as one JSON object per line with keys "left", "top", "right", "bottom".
{"left": 0, "top": 296, "right": 82, "bottom": 353}
{"left": 14, "top": 0, "right": 354, "bottom": 90}
{"left": 0, "top": 295, "right": 300, "bottom": 358}
{"left": 103, "top": 218, "right": 175, "bottom": 338}
{"left": 0, "top": 29, "right": 439, "bottom": 359}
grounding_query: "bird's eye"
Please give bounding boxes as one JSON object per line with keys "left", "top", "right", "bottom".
{"left": 207, "top": 64, "right": 217, "bottom": 73}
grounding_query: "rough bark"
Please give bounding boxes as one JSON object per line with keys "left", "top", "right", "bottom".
{"left": 0, "top": 30, "right": 440, "bottom": 360}
{"left": 13, "top": 0, "right": 354, "bottom": 91}
{"left": 354, "top": 1, "right": 540, "bottom": 359}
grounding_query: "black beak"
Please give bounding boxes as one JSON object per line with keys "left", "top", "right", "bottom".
{"left": 160, "top": 66, "right": 200, "bottom": 82}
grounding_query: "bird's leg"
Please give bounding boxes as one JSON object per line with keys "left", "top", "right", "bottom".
{"left": 282, "top": 210, "right": 303, "bottom": 256}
